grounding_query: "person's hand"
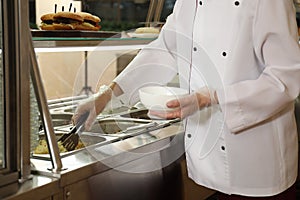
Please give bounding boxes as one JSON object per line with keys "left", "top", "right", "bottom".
{"left": 149, "top": 87, "right": 218, "bottom": 119}
{"left": 72, "top": 88, "right": 112, "bottom": 130}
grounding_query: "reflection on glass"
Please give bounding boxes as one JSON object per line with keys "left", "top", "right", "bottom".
{"left": 30, "top": 0, "right": 176, "bottom": 32}
{"left": 85, "top": 0, "right": 176, "bottom": 31}
{"left": 0, "top": 0, "right": 4, "bottom": 169}
{"left": 30, "top": 78, "right": 40, "bottom": 154}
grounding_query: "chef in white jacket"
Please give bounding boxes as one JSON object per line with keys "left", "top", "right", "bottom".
{"left": 73, "top": 0, "right": 300, "bottom": 198}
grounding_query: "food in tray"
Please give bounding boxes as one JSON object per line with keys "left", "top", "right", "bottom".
{"left": 34, "top": 140, "right": 66, "bottom": 154}
{"left": 76, "top": 12, "right": 101, "bottom": 31}
{"left": 40, "top": 11, "right": 101, "bottom": 31}
{"left": 134, "top": 27, "right": 160, "bottom": 34}
{"left": 52, "top": 11, "right": 84, "bottom": 30}
{"left": 127, "top": 27, "right": 160, "bottom": 38}
{"left": 40, "top": 13, "right": 56, "bottom": 30}
{"left": 33, "top": 139, "right": 84, "bottom": 154}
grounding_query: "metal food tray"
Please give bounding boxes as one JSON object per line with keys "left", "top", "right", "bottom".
{"left": 31, "top": 133, "right": 118, "bottom": 160}
{"left": 31, "top": 30, "right": 120, "bottom": 38}
{"left": 33, "top": 107, "right": 180, "bottom": 159}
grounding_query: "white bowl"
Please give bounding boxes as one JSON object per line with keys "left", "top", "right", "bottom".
{"left": 139, "top": 86, "right": 188, "bottom": 111}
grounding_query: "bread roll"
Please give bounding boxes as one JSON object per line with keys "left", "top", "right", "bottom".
{"left": 135, "top": 27, "right": 160, "bottom": 34}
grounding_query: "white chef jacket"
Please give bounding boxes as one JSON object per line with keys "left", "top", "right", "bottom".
{"left": 114, "top": 0, "right": 300, "bottom": 196}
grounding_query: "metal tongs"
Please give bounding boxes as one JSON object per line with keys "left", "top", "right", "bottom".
{"left": 57, "top": 112, "right": 89, "bottom": 151}
{"left": 145, "top": 0, "right": 165, "bottom": 27}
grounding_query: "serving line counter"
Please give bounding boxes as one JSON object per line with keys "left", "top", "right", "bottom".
{"left": 5, "top": 70, "right": 196, "bottom": 200}
{"left": 2, "top": 33, "right": 217, "bottom": 200}
{"left": 5, "top": 120, "right": 185, "bottom": 200}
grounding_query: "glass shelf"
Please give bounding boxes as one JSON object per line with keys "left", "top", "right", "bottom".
{"left": 31, "top": 30, "right": 156, "bottom": 49}
{"left": 32, "top": 37, "right": 155, "bottom": 41}
{"left": 32, "top": 38, "right": 155, "bottom": 51}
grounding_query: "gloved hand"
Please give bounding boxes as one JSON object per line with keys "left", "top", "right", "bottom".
{"left": 149, "top": 87, "right": 218, "bottom": 119}
{"left": 72, "top": 86, "right": 112, "bottom": 130}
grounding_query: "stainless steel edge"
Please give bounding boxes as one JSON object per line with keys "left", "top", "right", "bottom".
{"left": 28, "top": 32, "right": 63, "bottom": 172}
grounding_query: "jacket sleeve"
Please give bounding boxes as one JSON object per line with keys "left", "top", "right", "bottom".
{"left": 218, "top": 0, "right": 300, "bottom": 133}
{"left": 113, "top": 0, "right": 183, "bottom": 105}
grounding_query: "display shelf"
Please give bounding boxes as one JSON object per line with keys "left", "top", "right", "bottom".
{"left": 31, "top": 30, "right": 156, "bottom": 49}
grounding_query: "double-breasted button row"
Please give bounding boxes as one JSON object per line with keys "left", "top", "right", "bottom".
{"left": 198, "top": 1, "right": 240, "bottom": 6}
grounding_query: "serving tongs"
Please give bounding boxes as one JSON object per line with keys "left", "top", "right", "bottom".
{"left": 145, "top": 0, "right": 165, "bottom": 27}
{"left": 57, "top": 112, "right": 89, "bottom": 151}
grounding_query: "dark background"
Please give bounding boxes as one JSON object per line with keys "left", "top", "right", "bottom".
{"left": 29, "top": 0, "right": 176, "bottom": 31}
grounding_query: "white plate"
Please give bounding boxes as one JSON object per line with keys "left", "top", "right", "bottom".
{"left": 139, "top": 86, "right": 189, "bottom": 112}
{"left": 127, "top": 32, "right": 159, "bottom": 38}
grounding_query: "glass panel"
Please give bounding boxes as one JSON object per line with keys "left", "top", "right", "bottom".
{"left": 85, "top": 0, "right": 176, "bottom": 31}
{"left": 0, "top": 0, "right": 4, "bottom": 169}
{"left": 30, "top": 79, "right": 40, "bottom": 154}
{"left": 30, "top": 0, "right": 176, "bottom": 32}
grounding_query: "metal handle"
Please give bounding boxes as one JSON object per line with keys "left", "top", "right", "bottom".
{"left": 154, "top": 0, "right": 165, "bottom": 22}
{"left": 124, "top": 122, "right": 158, "bottom": 132}
{"left": 28, "top": 33, "right": 63, "bottom": 172}
{"left": 69, "top": 111, "right": 89, "bottom": 135}
{"left": 146, "top": 0, "right": 156, "bottom": 27}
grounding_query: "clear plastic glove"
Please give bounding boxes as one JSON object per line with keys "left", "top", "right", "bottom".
{"left": 72, "top": 87, "right": 112, "bottom": 130}
{"left": 149, "top": 87, "right": 218, "bottom": 119}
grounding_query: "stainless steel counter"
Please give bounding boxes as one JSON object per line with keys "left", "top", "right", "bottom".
{"left": 5, "top": 123, "right": 185, "bottom": 200}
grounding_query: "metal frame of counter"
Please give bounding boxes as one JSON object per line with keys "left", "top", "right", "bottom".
{"left": 4, "top": 124, "right": 186, "bottom": 200}
{"left": 9, "top": 34, "right": 218, "bottom": 200}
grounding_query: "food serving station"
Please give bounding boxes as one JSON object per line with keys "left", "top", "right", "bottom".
{"left": 28, "top": 98, "right": 186, "bottom": 200}
{"left": 5, "top": 28, "right": 191, "bottom": 200}
{"left": 0, "top": 1, "right": 217, "bottom": 199}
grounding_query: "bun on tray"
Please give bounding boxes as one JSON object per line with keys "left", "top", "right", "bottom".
{"left": 40, "top": 13, "right": 56, "bottom": 30}
{"left": 75, "top": 12, "right": 101, "bottom": 31}
{"left": 134, "top": 27, "right": 160, "bottom": 34}
{"left": 53, "top": 11, "right": 84, "bottom": 30}
{"left": 40, "top": 11, "right": 101, "bottom": 31}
